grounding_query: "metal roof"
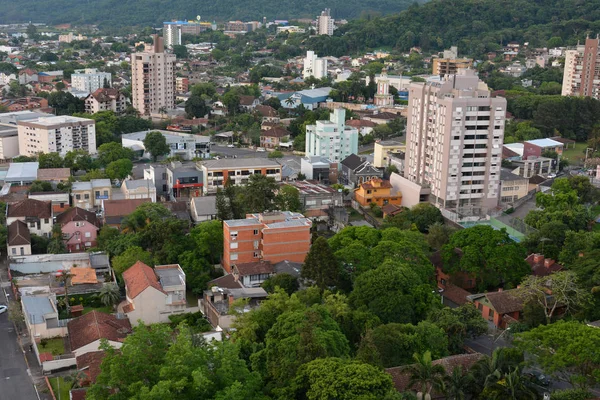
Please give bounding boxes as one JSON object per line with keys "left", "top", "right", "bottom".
{"left": 5, "top": 162, "right": 39, "bottom": 181}
{"left": 22, "top": 296, "right": 55, "bottom": 325}
{"left": 525, "top": 138, "right": 563, "bottom": 147}
{"left": 201, "top": 158, "right": 280, "bottom": 169}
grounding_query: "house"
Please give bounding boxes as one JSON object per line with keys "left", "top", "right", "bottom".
{"left": 55, "top": 207, "right": 100, "bottom": 252}
{"left": 523, "top": 138, "right": 564, "bottom": 159}
{"left": 120, "top": 179, "right": 157, "bottom": 202}
{"left": 430, "top": 249, "right": 476, "bottom": 292}
{"left": 223, "top": 211, "right": 312, "bottom": 273}
{"left": 76, "top": 351, "right": 105, "bottom": 386}
{"left": 6, "top": 198, "right": 53, "bottom": 238}
{"left": 68, "top": 311, "right": 131, "bottom": 357}
{"left": 239, "top": 95, "right": 260, "bottom": 111}
{"left": 28, "top": 192, "right": 70, "bottom": 214}
{"left": 71, "top": 179, "right": 112, "bottom": 210}
{"left": 21, "top": 295, "right": 67, "bottom": 339}
{"left": 381, "top": 203, "right": 403, "bottom": 219}
{"left": 468, "top": 289, "right": 524, "bottom": 329}
{"left": 354, "top": 178, "right": 401, "bottom": 207}
{"left": 525, "top": 253, "right": 563, "bottom": 277}
{"left": 7, "top": 220, "right": 32, "bottom": 257}
{"left": 200, "top": 158, "right": 282, "bottom": 194}
{"left": 120, "top": 262, "right": 187, "bottom": 324}
{"left": 37, "top": 168, "right": 71, "bottom": 184}
{"left": 373, "top": 140, "right": 405, "bottom": 168}
{"left": 285, "top": 180, "right": 344, "bottom": 218}
{"left": 346, "top": 119, "right": 377, "bottom": 136}
{"left": 499, "top": 168, "right": 530, "bottom": 205}
{"left": 260, "top": 127, "right": 291, "bottom": 149}
{"left": 189, "top": 196, "right": 217, "bottom": 222}
{"left": 202, "top": 286, "right": 268, "bottom": 330}
{"left": 340, "top": 154, "right": 383, "bottom": 187}
{"left": 300, "top": 156, "right": 338, "bottom": 183}
{"left": 101, "top": 198, "right": 150, "bottom": 227}
{"left": 232, "top": 261, "right": 274, "bottom": 287}
{"left": 255, "top": 105, "right": 278, "bottom": 121}
{"left": 84, "top": 88, "right": 127, "bottom": 114}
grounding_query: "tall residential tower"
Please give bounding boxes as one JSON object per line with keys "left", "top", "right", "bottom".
{"left": 562, "top": 37, "right": 600, "bottom": 99}
{"left": 316, "top": 9, "right": 334, "bottom": 36}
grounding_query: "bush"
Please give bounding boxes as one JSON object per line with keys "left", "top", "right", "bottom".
{"left": 268, "top": 150, "right": 283, "bottom": 158}
{"left": 168, "top": 311, "right": 212, "bottom": 332}
{"left": 505, "top": 207, "right": 515, "bottom": 214}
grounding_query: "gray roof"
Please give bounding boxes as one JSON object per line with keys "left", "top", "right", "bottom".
{"left": 349, "top": 220, "right": 374, "bottom": 228}
{"left": 265, "top": 219, "right": 310, "bottom": 229}
{"left": 91, "top": 179, "right": 111, "bottom": 188}
{"left": 225, "top": 218, "right": 261, "bottom": 227}
{"left": 155, "top": 266, "right": 185, "bottom": 287}
{"left": 89, "top": 252, "right": 110, "bottom": 270}
{"left": 273, "top": 260, "right": 302, "bottom": 278}
{"left": 72, "top": 181, "right": 92, "bottom": 191}
{"left": 123, "top": 179, "right": 153, "bottom": 190}
{"left": 201, "top": 158, "right": 280, "bottom": 170}
{"left": 500, "top": 168, "right": 527, "bottom": 181}
{"left": 227, "top": 287, "right": 268, "bottom": 298}
{"left": 6, "top": 162, "right": 39, "bottom": 181}
{"left": 191, "top": 196, "right": 217, "bottom": 216}
{"left": 22, "top": 296, "right": 55, "bottom": 325}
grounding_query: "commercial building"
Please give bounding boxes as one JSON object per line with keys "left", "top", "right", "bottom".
{"left": 499, "top": 168, "right": 530, "bottom": 205}
{"left": 121, "top": 130, "right": 210, "bottom": 161}
{"left": 305, "top": 108, "right": 359, "bottom": 163}
{"left": 5, "top": 162, "right": 39, "bottom": 186}
{"left": 562, "top": 37, "right": 600, "bottom": 99}
{"left": 84, "top": 88, "right": 127, "bottom": 114}
{"left": 316, "top": 8, "right": 334, "bottom": 36}
{"left": 165, "top": 161, "right": 203, "bottom": 199}
{"left": 222, "top": 211, "right": 312, "bottom": 273}
{"left": 131, "top": 35, "right": 176, "bottom": 116}
{"left": 373, "top": 140, "right": 406, "bottom": 168}
{"left": 199, "top": 158, "right": 281, "bottom": 194}
{"left": 277, "top": 87, "right": 332, "bottom": 110}
{"left": 17, "top": 116, "right": 96, "bottom": 156}
{"left": 303, "top": 51, "right": 328, "bottom": 79}
{"left": 70, "top": 69, "right": 112, "bottom": 93}
{"left": 523, "top": 138, "right": 563, "bottom": 159}
{"left": 120, "top": 179, "right": 157, "bottom": 202}
{"left": 71, "top": 179, "right": 112, "bottom": 210}
{"left": 401, "top": 69, "right": 505, "bottom": 216}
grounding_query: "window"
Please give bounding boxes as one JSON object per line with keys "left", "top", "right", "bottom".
{"left": 84, "top": 193, "right": 90, "bottom": 199}
{"left": 253, "top": 251, "right": 260, "bottom": 258}
{"left": 253, "top": 240, "right": 259, "bottom": 249}
{"left": 29, "top": 222, "right": 35, "bottom": 228}
{"left": 230, "top": 253, "right": 238, "bottom": 261}
{"left": 76, "top": 194, "right": 81, "bottom": 200}
{"left": 95, "top": 191, "right": 100, "bottom": 198}
{"left": 253, "top": 229, "right": 259, "bottom": 235}
{"left": 11, "top": 248, "right": 16, "bottom": 255}
{"left": 230, "top": 231, "right": 238, "bottom": 240}
{"left": 44, "top": 218, "right": 49, "bottom": 224}
{"left": 230, "top": 242, "right": 238, "bottom": 249}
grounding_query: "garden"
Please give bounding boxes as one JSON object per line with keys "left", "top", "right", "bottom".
{"left": 57, "top": 289, "right": 118, "bottom": 319}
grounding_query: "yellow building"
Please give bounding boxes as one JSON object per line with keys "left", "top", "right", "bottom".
{"left": 373, "top": 140, "right": 405, "bottom": 168}
{"left": 432, "top": 58, "right": 473, "bottom": 75}
{"left": 499, "top": 169, "right": 530, "bottom": 205}
{"left": 354, "top": 178, "right": 402, "bottom": 207}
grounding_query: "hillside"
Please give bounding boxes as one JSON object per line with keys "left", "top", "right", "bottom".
{"left": 0, "top": 0, "right": 427, "bottom": 28}
{"left": 307, "top": 0, "right": 600, "bottom": 56}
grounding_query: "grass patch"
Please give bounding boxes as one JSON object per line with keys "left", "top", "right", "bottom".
{"left": 48, "top": 377, "right": 73, "bottom": 400}
{"left": 38, "top": 337, "right": 64, "bottom": 356}
{"left": 561, "top": 142, "right": 589, "bottom": 166}
{"left": 82, "top": 306, "right": 113, "bottom": 315}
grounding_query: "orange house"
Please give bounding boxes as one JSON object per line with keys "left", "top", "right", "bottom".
{"left": 222, "top": 211, "right": 312, "bottom": 273}
{"left": 354, "top": 178, "right": 401, "bottom": 207}
{"left": 468, "top": 289, "right": 523, "bottom": 329}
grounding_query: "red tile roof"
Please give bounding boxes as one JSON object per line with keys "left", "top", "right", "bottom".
{"left": 122, "top": 302, "right": 134, "bottom": 313}
{"left": 103, "top": 199, "right": 150, "bottom": 217}
{"left": 7, "top": 198, "right": 52, "bottom": 219}
{"left": 76, "top": 350, "right": 105, "bottom": 384}
{"left": 360, "top": 178, "right": 393, "bottom": 190}
{"left": 261, "top": 126, "right": 291, "bottom": 138}
{"left": 346, "top": 119, "right": 377, "bottom": 128}
{"left": 525, "top": 253, "right": 563, "bottom": 277}
{"left": 234, "top": 261, "right": 273, "bottom": 276}
{"left": 255, "top": 105, "right": 278, "bottom": 117}
{"left": 484, "top": 289, "right": 524, "bottom": 314}
{"left": 441, "top": 284, "right": 470, "bottom": 306}
{"left": 68, "top": 311, "right": 131, "bottom": 351}
{"left": 122, "top": 261, "right": 166, "bottom": 299}
{"left": 8, "top": 220, "right": 31, "bottom": 246}
{"left": 56, "top": 207, "right": 98, "bottom": 227}
{"left": 70, "top": 389, "right": 87, "bottom": 400}
{"left": 37, "top": 168, "right": 71, "bottom": 181}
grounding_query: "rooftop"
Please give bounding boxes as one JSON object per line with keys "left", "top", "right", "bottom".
{"left": 18, "top": 116, "right": 94, "bottom": 127}
{"left": 22, "top": 295, "right": 56, "bottom": 324}
{"left": 122, "top": 261, "right": 166, "bottom": 299}
{"left": 201, "top": 157, "right": 280, "bottom": 170}
{"left": 234, "top": 261, "right": 274, "bottom": 276}
{"left": 103, "top": 198, "right": 150, "bottom": 217}
{"left": 37, "top": 168, "right": 70, "bottom": 181}
{"left": 8, "top": 220, "right": 31, "bottom": 246}
{"left": 154, "top": 264, "right": 185, "bottom": 288}
{"left": 525, "top": 138, "right": 564, "bottom": 147}
{"left": 123, "top": 179, "right": 154, "bottom": 190}
{"left": 6, "top": 162, "right": 39, "bottom": 181}
{"left": 287, "top": 180, "right": 338, "bottom": 194}
{"left": 7, "top": 198, "right": 52, "bottom": 219}
{"left": 122, "top": 130, "right": 209, "bottom": 143}
{"left": 68, "top": 311, "right": 131, "bottom": 351}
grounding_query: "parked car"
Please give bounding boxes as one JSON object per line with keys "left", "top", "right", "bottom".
{"left": 524, "top": 371, "right": 549, "bottom": 387}
{"left": 0, "top": 304, "right": 7, "bottom": 314}
{"left": 227, "top": 144, "right": 235, "bottom": 148}
{"left": 256, "top": 147, "right": 266, "bottom": 152}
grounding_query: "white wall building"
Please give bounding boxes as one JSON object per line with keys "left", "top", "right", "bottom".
{"left": 303, "top": 51, "right": 328, "bottom": 80}
{"left": 316, "top": 8, "right": 334, "bottom": 36}
{"left": 17, "top": 116, "right": 96, "bottom": 156}
{"left": 70, "top": 68, "right": 112, "bottom": 93}
{"left": 121, "top": 130, "right": 211, "bottom": 160}
{"left": 163, "top": 22, "right": 182, "bottom": 48}
{"left": 305, "top": 108, "right": 359, "bottom": 163}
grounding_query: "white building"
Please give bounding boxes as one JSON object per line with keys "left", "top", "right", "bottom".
{"left": 163, "top": 22, "right": 182, "bottom": 48}
{"left": 120, "top": 179, "right": 157, "bottom": 202}
{"left": 305, "top": 108, "right": 359, "bottom": 163}
{"left": 0, "top": 125, "right": 20, "bottom": 160}
{"left": 374, "top": 70, "right": 394, "bottom": 107}
{"left": 70, "top": 68, "right": 112, "bottom": 93}
{"left": 121, "top": 130, "right": 211, "bottom": 160}
{"left": 17, "top": 116, "right": 97, "bottom": 157}
{"left": 400, "top": 69, "right": 506, "bottom": 216}
{"left": 316, "top": 8, "right": 334, "bottom": 36}
{"left": 303, "top": 51, "right": 328, "bottom": 80}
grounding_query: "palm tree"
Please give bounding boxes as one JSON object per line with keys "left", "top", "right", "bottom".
{"left": 407, "top": 351, "right": 446, "bottom": 400}
{"left": 485, "top": 368, "right": 537, "bottom": 400}
{"left": 471, "top": 347, "right": 519, "bottom": 394}
{"left": 99, "top": 283, "right": 121, "bottom": 309}
{"left": 445, "top": 366, "right": 474, "bottom": 400}
{"left": 284, "top": 97, "right": 295, "bottom": 108}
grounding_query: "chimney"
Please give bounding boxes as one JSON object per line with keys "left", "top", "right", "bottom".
{"left": 544, "top": 258, "right": 554, "bottom": 268}
{"left": 533, "top": 253, "right": 544, "bottom": 264}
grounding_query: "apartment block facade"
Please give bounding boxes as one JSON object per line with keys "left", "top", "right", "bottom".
{"left": 163, "top": 22, "right": 182, "bottom": 48}
{"left": 71, "top": 69, "right": 112, "bottom": 93}
{"left": 432, "top": 58, "right": 474, "bottom": 76}
{"left": 17, "top": 116, "right": 97, "bottom": 156}
{"left": 303, "top": 51, "right": 328, "bottom": 79}
{"left": 200, "top": 158, "right": 282, "bottom": 194}
{"left": 305, "top": 108, "right": 359, "bottom": 163}
{"left": 562, "top": 37, "right": 600, "bottom": 99}
{"left": 222, "top": 211, "right": 311, "bottom": 273}
{"left": 131, "top": 35, "right": 176, "bottom": 116}
{"left": 316, "top": 8, "right": 334, "bottom": 36}
{"left": 403, "top": 69, "right": 505, "bottom": 215}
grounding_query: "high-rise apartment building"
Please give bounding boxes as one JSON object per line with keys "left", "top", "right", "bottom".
{"left": 303, "top": 51, "right": 328, "bottom": 79}
{"left": 316, "top": 8, "right": 334, "bottom": 36}
{"left": 305, "top": 108, "right": 359, "bottom": 163}
{"left": 163, "top": 22, "right": 182, "bottom": 48}
{"left": 403, "top": 69, "right": 505, "bottom": 215}
{"left": 71, "top": 68, "right": 112, "bottom": 93}
{"left": 562, "top": 37, "right": 600, "bottom": 99}
{"left": 17, "top": 116, "right": 97, "bottom": 156}
{"left": 131, "top": 35, "right": 176, "bottom": 116}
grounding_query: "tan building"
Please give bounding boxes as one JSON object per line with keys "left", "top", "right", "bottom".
{"left": 401, "top": 69, "right": 506, "bottom": 216}
{"left": 17, "top": 116, "right": 97, "bottom": 156}
{"left": 131, "top": 35, "right": 176, "bottom": 116}
{"left": 562, "top": 37, "right": 600, "bottom": 99}
{"left": 0, "top": 126, "right": 20, "bottom": 160}
{"left": 84, "top": 88, "right": 127, "bottom": 114}
{"left": 317, "top": 8, "right": 334, "bottom": 36}
{"left": 71, "top": 179, "right": 112, "bottom": 210}
{"left": 499, "top": 169, "right": 529, "bottom": 205}
{"left": 374, "top": 140, "right": 405, "bottom": 168}
{"left": 200, "top": 158, "right": 282, "bottom": 194}
{"left": 432, "top": 48, "right": 473, "bottom": 76}
{"left": 120, "top": 179, "right": 157, "bottom": 202}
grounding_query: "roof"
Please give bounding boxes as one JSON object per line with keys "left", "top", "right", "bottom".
{"left": 154, "top": 264, "right": 185, "bottom": 288}
{"left": 360, "top": 178, "right": 393, "bottom": 190}
{"left": 476, "top": 289, "right": 524, "bottom": 314}
{"left": 191, "top": 196, "right": 217, "bottom": 216}
{"left": 502, "top": 146, "right": 520, "bottom": 159}
{"left": 549, "top": 136, "right": 576, "bottom": 145}
{"left": 273, "top": 260, "right": 303, "bottom": 278}
{"left": 123, "top": 179, "right": 153, "bottom": 190}
{"left": 103, "top": 199, "right": 150, "bottom": 217}
{"left": 7, "top": 198, "right": 52, "bottom": 219}
{"left": 382, "top": 203, "right": 403, "bottom": 216}
{"left": 201, "top": 158, "right": 280, "bottom": 170}
{"left": 261, "top": 126, "right": 291, "bottom": 138}
{"left": 89, "top": 88, "right": 123, "bottom": 102}
{"left": 503, "top": 143, "right": 524, "bottom": 157}
{"left": 529, "top": 175, "right": 547, "bottom": 184}
{"left": 76, "top": 350, "right": 105, "bottom": 384}
{"left": 22, "top": 296, "right": 55, "bottom": 324}
{"left": 386, "top": 353, "right": 484, "bottom": 393}
{"left": 441, "top": 284, "right": 470, "bottom": 306}
{"left": 346, "top": 119, "right": 377, "bottom": 128}
{"left": 239, "top": 95, "right": 257, "bottom": 106}
{"left": 208, "top": 273, "right": 243, "bottom": 289}
{"left": 288, "top": 180, "right": 337, "bottom": 194}
{"left": 56, "top": 207, "right": 98, "bottom": 226}
{"left": 37, "top": 168, "right": 70, "bottom": 181}
{"left": 5, "top": 162, "right": 39, "bottom": 181}
{"left": 524, "top": 253, "right": 563, "bottom": 277}
{"left": 70, "top": 389, "right": 87, "bottom": 400}
{"left": 68, "top": 311, "right": 131, "bottom": 351}
{"left": 255, "top": 105, "right": 277, "bottom": 117}
{"left": 8, "top": 220, "right": 31, "bottom": 246}
{"left": 365, "top": 112, "right": 399, "bottom": 121}
{"left": 525, "top": 138, "right": 563, "bottom": 148}
{"left": 70, "top": 267, "right": 98, "bottom": 285}
{"left": 122, "top": 261, "right": 166, "bottom": 299}
{"left": 340, "top": 153, "right": 365, "bottom": 170}
{"left": 234, "top": 261, "right": 274, "bottom": 276}
{"left": 500, "top": 168, "right": 527, "bottom": 181}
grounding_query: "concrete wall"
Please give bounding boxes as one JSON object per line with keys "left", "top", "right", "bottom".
{"left": 42, "top": 357, "right": 77, "bottom": 373}
{"left": 126, "top": 287, "right": 167, "bottom": 325}
{"left": 73, "top": 339, "right": 123, "bottom": 358}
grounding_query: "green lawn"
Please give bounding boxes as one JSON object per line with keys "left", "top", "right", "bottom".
{"left": 561, "top": 142, "right": 589, "bottom": 166}
{"left": 82, "top": 306, "right": 113, "bottom": 315}
{"left": 48, "top": 377, "right": 72, "bottom": 400}
{"left": 38, "top": 337, "right": 64, "bottom": 356}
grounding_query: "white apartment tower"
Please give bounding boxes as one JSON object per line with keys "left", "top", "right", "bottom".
{"left": 305, "top": 108, "right": 359, "bottom": 163}
{"left": 17, "top": 116, "right": 97, "bottom": 156}
{"left": 131, "top": 35, "right": 176, "bottom": 116}
{"left": 303, "top": 51, "right": 328, "bottom": 80}
{"left": 404, "top": 69, "right": 505, "bottom": 215}
{"left": 317, "top": 8, "right": 334, "bottom": 36}
{"left": 71, "top": 68, "right": 112, "bottom": 93}
{"left": 562, "top": 37, "right": 600, "bottom": 99}
{"left": 163, "top": 22, "right": 182, "bottom": 48}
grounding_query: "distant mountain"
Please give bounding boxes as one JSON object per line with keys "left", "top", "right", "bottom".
{"left": 0, "top": 0, "right": 428, "bottom": 28}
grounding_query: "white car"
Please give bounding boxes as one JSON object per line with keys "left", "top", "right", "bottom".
{"left": 256, "top": 147, "right": 266, "bottom": 152}
{"left": 548, "top": 173, "right": 557, "bottom": 178}
{"left": 0, "top": 305, "right": 7, "bottom": 314}
{"left": 227, "top": 144, "right": 235, "bottom": 148}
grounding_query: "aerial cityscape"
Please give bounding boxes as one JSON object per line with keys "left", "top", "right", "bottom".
{"left": 0, "top": 0, "right": 600, "bottom": 399}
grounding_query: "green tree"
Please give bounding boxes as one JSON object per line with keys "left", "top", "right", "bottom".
{"left": 426, "top": 222, "right": 455, "bottom": 250}
{"left": 143, "top": 131, "right": 170, "bottom": 162}
{"left": 275, "top": 185, "right": 301, "bottom": 211}
{"left": 222, "top": 91, "right": 240, "bottom": 115}
{"left": 172, "top": 44, "right": 188, "bottom": 59}
{"left": 427, "top": 304, "right": 488, "bottom": 354}
{"left": 38, "top": 152, "right": 63, "bottom": 168}
{"left": 239, "top": 174, "right": 278, "bottom": 213}
{"left": 482, "top": 367, "right": 537, "bottom": 400}
{"left": 185, "top": 95, "right": 210, "bottom": 118}
{"left": 407, "top": 351, "right": 446, "bottom": 399}
{"left": 47, "top": 225, "right": 66, "bottom": 254}
{"left": 188, "top": 220, "right": 223, "bottom": 265}
{"left": 98, "top": 283, "right": 120, "bottom": 308}
{"left": 97, "top": 142, "right": 135, "bottom": 166}
{"left": 105, "top": 159, "right": 133, "bottom": 180}
{"left": 302, "top": 236, "right": 342, "bottom": 290}
{"left": 215, "top": 188, "right": 233, "bottom": 220}
{"left": 444, "top": 366, "right": 474, "bottom": 400}
{"left": 262, "top": 273, "right": 299, "bottom": 295}
{"left": 111, "top": 246, "right": 154, "bottom": 275}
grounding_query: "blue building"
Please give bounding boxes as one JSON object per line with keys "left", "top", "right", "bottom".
{"left": 276, "top": 87, "right": 332, "bottom": 110}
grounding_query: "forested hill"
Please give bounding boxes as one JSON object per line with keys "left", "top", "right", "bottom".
{"left": 0, "top": 0, "right": 427, "bottom": 28}
{"left": 307, "top": 0, "right": 600, "bottom": 57}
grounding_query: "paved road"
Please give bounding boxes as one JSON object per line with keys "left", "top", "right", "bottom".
{"left": 0, "top": 290, "right": 38, "bottom": 400}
